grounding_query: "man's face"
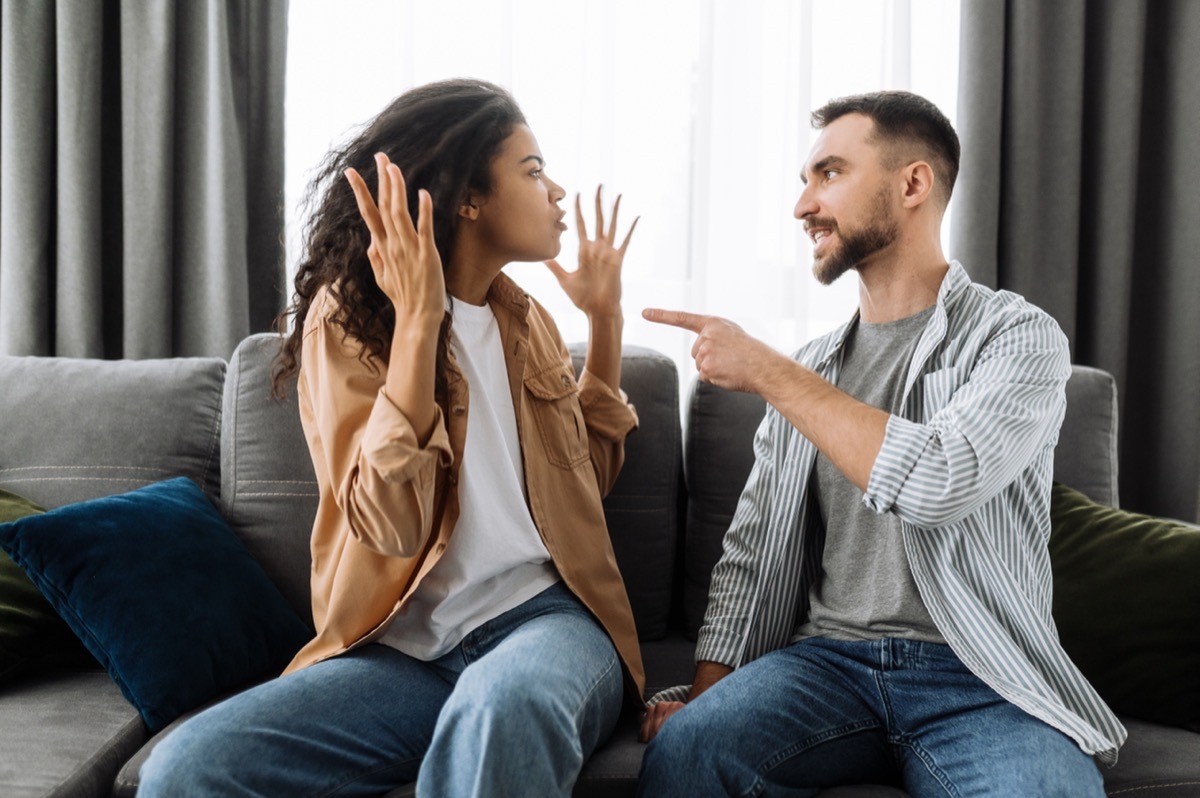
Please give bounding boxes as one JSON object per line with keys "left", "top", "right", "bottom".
{"left": 794, "top": 114, "right": 899, "bottom": 285}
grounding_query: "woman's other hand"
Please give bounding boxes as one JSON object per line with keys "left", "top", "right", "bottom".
{"left": 345, "top": 153, "right": 445, "bottom": 330}
{"left": 545, "top": 186, "right": 638, "bottom": 322}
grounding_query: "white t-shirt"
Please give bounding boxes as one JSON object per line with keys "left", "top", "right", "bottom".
{"left": 379, "top": 298, "right": 559, "bottom": 660}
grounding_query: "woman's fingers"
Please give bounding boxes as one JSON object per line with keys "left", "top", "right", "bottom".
{"left": 619, "top": 215, "right": 640, "bottom": 255}
{"left": 607, "top": 194, "right": 622, "bottom": 243}
{"left": 416, "top": 188, "right": 435, "bottom": 247}
{"left": 594, "top": 185, "right": 605, "bottom": 243}
{"left": 344, "top": 168, "right": 386, "bottom": 245}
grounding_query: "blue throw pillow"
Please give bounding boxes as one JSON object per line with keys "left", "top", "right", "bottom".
{"left": 0, "top": 477, "right": 312, "bottom": 733}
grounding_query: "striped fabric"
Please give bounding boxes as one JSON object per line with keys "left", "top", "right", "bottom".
{"left": 689, "top": 262, "right": 1126, "bottom": 765}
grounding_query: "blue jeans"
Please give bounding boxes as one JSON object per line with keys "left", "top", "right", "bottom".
{"left": 139, "top": 582, "right": 623, "bottom": 797}
{"left": 638, "top": 637, "right": 1104, "bottom": 797}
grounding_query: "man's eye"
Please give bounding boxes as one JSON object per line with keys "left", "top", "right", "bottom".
{"left": 825, "top": 170, "right": 838, "bottom": 180}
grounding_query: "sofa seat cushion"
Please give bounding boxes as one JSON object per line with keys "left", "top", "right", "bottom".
{"left": 0, "top": 669, "right": 145, "bottom": 798}
{"left": 0, "top": 477, "right": 312, "bottom": 733}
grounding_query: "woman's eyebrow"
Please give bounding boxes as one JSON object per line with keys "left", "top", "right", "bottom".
{"left": 519, "top": 155, "right": 545, "bottom": 166}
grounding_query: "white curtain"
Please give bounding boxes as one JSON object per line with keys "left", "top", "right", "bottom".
{"left": 285, "top": 0, "right": 959, "bottom": 381}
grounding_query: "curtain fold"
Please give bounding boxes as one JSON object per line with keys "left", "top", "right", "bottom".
{"left": 953, "top": 0, "right": 1200, "bottom": 522}
{"left": 0, "top": 0, "right": 287, "bottom": 359}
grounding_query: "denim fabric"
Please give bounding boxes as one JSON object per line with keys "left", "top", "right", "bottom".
{"left": 638, "top": 637, "right": 1104, "bottom": 797}
{"left": 139, "top": 582, "right": 623, "bottom": 797}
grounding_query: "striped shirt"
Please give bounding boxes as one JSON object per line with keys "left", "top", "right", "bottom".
{"left": 686, "top": 262, "right": 1126, "bottom": 765}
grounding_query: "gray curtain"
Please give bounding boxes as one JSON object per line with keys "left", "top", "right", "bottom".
{"left": 953, "top": 0, "right": 1200, "bottom": 522}
{"left": 0, "top": 0, "right": 288, "bottom": 359}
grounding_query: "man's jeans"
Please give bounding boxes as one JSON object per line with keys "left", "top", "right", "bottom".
{"left": 638, "top": 637, "right": 1105, "bottom": 797}
{"left": 139, "top": 581, "right": 623, "bottom": 798}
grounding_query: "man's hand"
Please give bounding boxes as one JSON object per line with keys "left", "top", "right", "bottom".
{"left": 639, "top": 701, "right": 686, "bottom": 743}
{"left": 642, "top": 309, "right": 784, "bottom": 395}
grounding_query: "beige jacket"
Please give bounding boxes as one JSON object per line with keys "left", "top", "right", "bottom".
{"left": 284, "top": 273, "right": 645, "bottom": 704}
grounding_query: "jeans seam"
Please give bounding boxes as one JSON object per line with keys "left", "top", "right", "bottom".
{"left": 895, "top": 738, "right": 957, "bottom": 798}
{"left": 571, "top": 644, "right": 620, "bottom": 730}
{"left": 744, "top": 719, "right": 879, "bottom": 798}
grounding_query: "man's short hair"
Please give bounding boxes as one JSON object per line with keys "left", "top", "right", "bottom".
{"left": 812, "top": 91, "right": 960, "bottom": 207}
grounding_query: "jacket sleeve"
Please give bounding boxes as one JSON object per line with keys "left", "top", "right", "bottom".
{"left": 299, "top": 316, "right": 452, "bottom": 557}
{"left": 863, "top": 305, "right": 1072, "bottom": 529}
{"left": 575, "top": 357, "right": 638, "bottom": 497}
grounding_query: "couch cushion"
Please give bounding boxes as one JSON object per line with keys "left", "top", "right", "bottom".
{"left": 221, "top": 333, "right": 321, "bottom": 627}
{"left": 0, "top": 488, "right": 94, "bottom": 685}
{"left": 0, "top": 670, "right": 145, "bottom": 798}
{"left": 0, "top": 354, "right": 224, "bottom": 509}
{"left": 1049, "top": 481, "right": 1200, "bottom": 731}
{"left": 1055, "top": 365, "right": 1120, "bottom": 507}
{"left": 681, "top": 378, "right": 767, "bottom": 637}
{"left": 0, "top": 477, "right": 311, "bottom": 734}
{"left": 570, "top": 344, "right": 681, "bottom": 640}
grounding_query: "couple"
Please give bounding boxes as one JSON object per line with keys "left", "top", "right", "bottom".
{"left": 139, "top": 80, "right": 1124, "bottom": 797}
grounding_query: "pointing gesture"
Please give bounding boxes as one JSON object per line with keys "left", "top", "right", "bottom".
{"left": 643, "top": 307, "right": 783, "bottom": 395}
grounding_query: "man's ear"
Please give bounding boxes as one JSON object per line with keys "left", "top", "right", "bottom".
{"left": 901, "top": 161, "right": 935, "bottom": 208}
{"left": 459, "top": 195, "right": 481, "bottom": 221}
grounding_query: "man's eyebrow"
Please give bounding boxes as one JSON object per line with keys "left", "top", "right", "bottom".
{"left": 801, "top": 155, "right": 849, "bottom": 184}
{"left": 519, "top": 155, "right": 545, "bottom": 166}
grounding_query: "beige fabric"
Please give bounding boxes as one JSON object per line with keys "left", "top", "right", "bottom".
{"left": 284, "top": 274, "right": 645, "bottom": 704}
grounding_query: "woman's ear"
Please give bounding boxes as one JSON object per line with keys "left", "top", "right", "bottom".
{"left": 459, "top": 196, "right": 480, "bottom": 221}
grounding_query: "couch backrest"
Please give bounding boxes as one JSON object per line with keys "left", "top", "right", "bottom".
{"left": 680, "top": 363, "right": 1122, "bottom": 638}
{"left": 0, "top": 354, "right": 224, "bottom": 509}
{"left": 220, "top": 334, "right": 320, "bottom": 626}
{"left": 568, "top": 344, "right": 682, "bottom": 640}
{"left": 221, "top": 334, "right": 684, "bottom": 639}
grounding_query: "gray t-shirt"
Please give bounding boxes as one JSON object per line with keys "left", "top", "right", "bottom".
{"left": 795, "top": 306, "right": 945, "bottom": 643}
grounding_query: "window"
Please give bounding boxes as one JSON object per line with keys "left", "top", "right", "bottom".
{"left": 285, "top": 0, "right": 960, "bottom": 384}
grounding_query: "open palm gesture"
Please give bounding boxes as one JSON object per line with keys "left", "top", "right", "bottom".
{"left": 344, "top": 153, "right": 445, "bottom": 329}
{"left": 546, "top": 186, "right": 638, "bottom": 320}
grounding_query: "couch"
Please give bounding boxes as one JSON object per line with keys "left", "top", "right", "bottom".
{"left": 1, "top": 332, "right": 1197, "bottom": 797}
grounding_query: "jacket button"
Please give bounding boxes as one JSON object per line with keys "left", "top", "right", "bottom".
{"left": 435, "top": 542, "right": 446, "bottom": 554}
{"left": 561, "top": 374, "right": 570, "bottom": 388}
{"left": 453, "top": 405, "right": 465, "bottom": 414}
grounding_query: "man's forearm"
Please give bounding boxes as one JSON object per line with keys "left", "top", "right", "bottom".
{"left": 755, "top": 353, "right": 889, "bottom": 492}
{"left": 687, "top": 660, "right": 734, "bottom": 702}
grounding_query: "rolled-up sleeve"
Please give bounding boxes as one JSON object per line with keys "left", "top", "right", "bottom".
{"left": 863, "top": 309, "right": 1071, "bottom": 529}
{"left": 300, "top": 315, "right": 452, "bottom": 558}
{"left": 576, "top": 365, "right": 638, "bottom": 496}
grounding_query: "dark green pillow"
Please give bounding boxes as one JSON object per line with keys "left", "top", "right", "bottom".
{"left": 0, "top": 488, "right": 95, "bottom": 684}
{"left": 1049, "top": 482, "right": 1200, "bottom": 731}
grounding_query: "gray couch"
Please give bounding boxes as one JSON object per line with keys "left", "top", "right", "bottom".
{"left": 1, "top": 333, "right": 1197, "bottom": 797}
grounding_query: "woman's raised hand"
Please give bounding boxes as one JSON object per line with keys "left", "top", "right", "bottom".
{"left": 345, "top": 153, "right": 445, "bottom": 327}
{"left": 545, "top": 186, "right": 638, "bottom": 320}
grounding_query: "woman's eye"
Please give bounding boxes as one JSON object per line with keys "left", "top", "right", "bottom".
{"left": 531, "top": 168, "right": 543, "bottom": 178}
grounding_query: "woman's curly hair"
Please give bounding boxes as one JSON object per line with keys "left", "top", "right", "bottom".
{"left": 271, "top": 79, "right": 526, "bottom": 407}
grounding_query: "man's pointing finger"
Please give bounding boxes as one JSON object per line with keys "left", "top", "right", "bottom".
{"left": 642, "top": 308, "right": 710, "bottom": 333}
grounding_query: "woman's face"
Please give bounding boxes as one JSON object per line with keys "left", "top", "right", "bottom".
{"left": 471, "top": 124, "right": 568, "bottom": 262}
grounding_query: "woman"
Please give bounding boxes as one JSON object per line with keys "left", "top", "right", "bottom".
{"left": 140, "top": 79, "right": 644, "bottom": 796}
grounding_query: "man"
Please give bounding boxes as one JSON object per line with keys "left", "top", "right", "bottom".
{"left": 636, "top": 91, "right": 1124, "bottom": 796}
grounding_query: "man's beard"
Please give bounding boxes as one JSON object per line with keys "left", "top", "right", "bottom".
{"left": 811, "top": 188, "right": 899, "bottom": 286}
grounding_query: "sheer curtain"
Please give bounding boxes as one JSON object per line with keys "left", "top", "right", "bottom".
{"left": 285, "top": 0, "right": 959, "bottom": 380}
